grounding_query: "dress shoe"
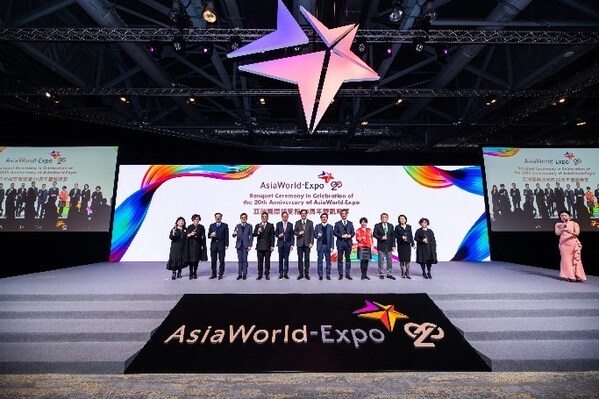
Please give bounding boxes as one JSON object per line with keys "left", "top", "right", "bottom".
{"left": 265, "top": 275, "right": 270, "bottom": 280}
{"left": 209, "top": 275, "right": 217, "bottom": 280}
{"left": 427, "top": 272, "right": 432, "bottom": 279}
{"left": 189, "top": 273, "right": 193, "bottom": 280}
{"left": 236, "top": 275, "right": 242, "bottom": 280}
{"left": 218, "top": 275, "right": 223, "bottom": 280}
{"left": 256, "top": 275, "right": 263, "bottom": 280}
{"left": 305, "top": 275, "right": 311, "bottom": 280}
{"left": 176, "top": 271, "right": 182, "bottom": 279}
{"left": 406, "top": 275, "right": 412, "bottom": 279}
{"left": 284, "top": 274, "right": 289, "bottom": 279}
{"left": 193, "top": 274, "right": 198, "bottom": 279}
{"left": 379, "top": 275, "right": 384, "bottom": 280}
{"left": 297, "top": 275, "right": 304, "bottom": 280}
{"left": 365, "top": 275, "right": 370, "bottom": 280}
{"left": 326, "top": 275, "right": 331, "bottom": 280}
{"left": 401, "top": 274, "right": 406, "bottom": 278}
{"left": 338, "top": 275, "right": 343, "bottom": 280}
{"left": 171, "top": 272, "right": 177, "bottom": 280}
{"left": 423, "top": 274, "right": 429, "bottom": 279}
{"left": 319, "top": 276, "right": 323, "bottom": 281}
{"left": 361, "top": 276, "right": 365, "bottom": 280}
{"left": 387, "top": 275, "right": 396, "bottom": 280}
{"left": 345, "top": 275, "right": 353, "bottom": 280}
{"left": 242, "top": 275, "right": 247, "bottom": 280}
{"left": 278, "top": 274, "right": 284, "bottom": 280}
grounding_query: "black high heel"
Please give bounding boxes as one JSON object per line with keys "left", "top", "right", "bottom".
{"left": 171, "top": 271, "right": 176, "bottom": 280}
{"left": 176, "top": 270, "right": 182, "bottom": 279}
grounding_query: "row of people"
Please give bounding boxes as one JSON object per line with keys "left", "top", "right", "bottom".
{"left": 0, "top": 181, "right": 105, "bottom": 220}
{"left": 166, "top": 209, "right": 438, "bottom": 281}
{"left": 490, "top": 181, "right": 598, "bottom": 220}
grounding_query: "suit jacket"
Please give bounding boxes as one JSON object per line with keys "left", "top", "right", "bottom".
{"left": 253, "top": 222, "right": 275, "bottom": 251}
{"left": 293, "top": 218, "right": 314, "bottom": 247}
{"left": 373, "top": 222, "right": 395, "bottom": 252}
{"left": 333, "top": 220, "right": 355, "bottom": 248}
{"left": 275, "top": 221, "right": 294, "bottom": 249}
{"left": 394, "top": 224, "right": 414, "bottom": 247}
{"left": 208, "top": 222, "right": 229, "bottom": 251}
{"left": 233, "top": 223, "right": 253, "bottom": 250}
{"left": 314, "top": 223, "right": 334, "bottom": 251}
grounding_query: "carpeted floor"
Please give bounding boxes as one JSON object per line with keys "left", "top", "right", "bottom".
{"left": 1, "top": 372, "right": 598, "bottom": 398}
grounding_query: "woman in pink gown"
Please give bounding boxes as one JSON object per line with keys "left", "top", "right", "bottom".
{"left": 555, "top": 210, "right": 586, "bottom": 282}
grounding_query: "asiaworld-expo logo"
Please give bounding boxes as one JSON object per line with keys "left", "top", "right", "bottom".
{"left": 164, "top": 299, "right": 445, "bottom": 350}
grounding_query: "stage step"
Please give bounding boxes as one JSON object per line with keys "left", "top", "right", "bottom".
{"left": 431, "top": 293, "right": 599, "bottom": 371}
{"left": 0, "top": 295, "right": 179, "bottom": 373}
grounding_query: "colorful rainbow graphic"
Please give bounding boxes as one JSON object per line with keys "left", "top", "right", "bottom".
{"left": 482, "top": 147, "right": 520, "bottom": 157}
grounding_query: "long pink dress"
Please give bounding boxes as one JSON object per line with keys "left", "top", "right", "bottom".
{"left": 555, "top": 221, "right": 586, "bottom": 281}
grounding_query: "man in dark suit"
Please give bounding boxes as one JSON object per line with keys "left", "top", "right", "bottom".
{"left": 208, "top": 212, "right": 229, "bottom": 279}
{"left": 275, "top": 211, "right": 294, "bottom": 279}
{"left": 253, "top": 211, "right": 275, "bottom": 280}
{"left": 573, "top": 181, "right": 585, "bottom": 218}
{"left": 232, "top": 212, "right": 253, "bottom": 280}
{"left": 314, "top": 212, "right": 334, "bottom": 280}
{"left": 373, "top": 212, "right": 396, "bottom": 280}
{"left": 510, "top": 183, "right": 521, "bottom": 211}
{"left": 564, "top": 183, "right": 575, "bottom": 215}
{"left": 333, "top": 209, "right": 355, "bottom": 280}
{"left": 293, "top": 209, "right": 314, "bottom": 280}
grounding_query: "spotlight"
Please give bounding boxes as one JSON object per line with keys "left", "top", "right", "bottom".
{"left": 382, "top": 43, "right": 393, "bottom": 59}
{"left": 229, "top": 35, "right": 241, "bottom": 51}
{"left": 423, "top": 2, "right": 438, "bottom": 22}
{"left": 168, "top": 0, "right": 181, "bottom": 23}
{"left": 412, "top": 37, "right": 426, "bottom": 53}
{"left": 119, "top": 95, "right": 130, "bottom": 104}
{"left": 147, "top": 40, "right": 162, "bottom": 59}
{"left": 202, "top": 1, "right": 217, "bottom": 23}
{"left": 198, "top": 42, "right": 214, "bottom": 57}
{"left": 353, "top": 38, "right": 367, "bottom": 55}
{"left": 389, "top": 1, "right": 404, "bottom": 22}
{"left": 44, "top": 91, "right": 60, "bottom": 104}
{"left": 259, "top": 97, "right": 266, "bottom": 105}
{"left": 575, "top": 119, "right": 586, "bottom": 126}
{"left": 187, "top": 96, "right": 196, "bottom": 104}
{"left": 485, "top": 96, "right": 497, "bottom": 106}
{"left": 172, "top": 36, "right": 186, "bottom": 54}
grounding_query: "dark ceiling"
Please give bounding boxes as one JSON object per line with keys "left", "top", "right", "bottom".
{"left": 1, "top": 0, "right": 598, "bottom": 152}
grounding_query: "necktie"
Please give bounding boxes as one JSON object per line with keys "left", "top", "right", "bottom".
{"left": 343, "top": 221, "right": 346, "bottom": 226}
{"left": 383, "top": 224, "right": 388, "bottom": 234}
{"left": 242, "top": 223, "right": 245, "bottom": 228}
{"left": 284, "top": 222, "right": 287, "bottom": 230}
{"left": 262, "top": 222, "right": 266, "bottom": 228}
{"left": 216, "top": 223, "right": 220, "bottom": 228}
{"left": 302, "top": 221, "right": 306, "bottom": 227}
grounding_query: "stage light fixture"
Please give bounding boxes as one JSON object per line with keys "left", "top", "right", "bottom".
{"left": 412, "top": 37, "right": 426, "bottom": 53}
{"left": 485, "top": 96, "right": 497, "bottom": 106}
{"left": 172, "top": 36, "right": 186, "bottom": 54}
{"left": 202, "top": 1, "right": 217, "bottom": 23}
{"left": 229, "top": 35, "right": 241, "bottom": 51}
{"left": 354, "top": 38, "right": 367, "bottom": 55}
{"left": 169, "top": 0, "right": 181, "bottom": 23}
{"left": 423, "top": 2, "right": 438, "bottom": 22}
{"left": 389, "top": 1, "right": 404, "bottom": 22}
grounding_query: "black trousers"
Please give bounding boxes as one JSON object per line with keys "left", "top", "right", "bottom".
{"left": 211, "top": 249, "right": 225, "bottom": 277}
{"left": 257, "top": 249, "right": 271, "bottom": 276}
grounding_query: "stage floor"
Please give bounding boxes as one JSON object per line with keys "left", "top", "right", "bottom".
{"left": 0, "top": 261, "right": 597, "bottom": 374}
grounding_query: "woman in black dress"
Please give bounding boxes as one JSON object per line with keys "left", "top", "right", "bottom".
{"left": 167, "top": 216, "right": 187, "bottom": 280}
{"left": 186, "top": 213, "right": 208, "bottom": 279}
{"left": 394, "top": 214, "right": 415, "bottom": 279}
{"left": 415, "top": 217, "right": 437, "bottom": 279}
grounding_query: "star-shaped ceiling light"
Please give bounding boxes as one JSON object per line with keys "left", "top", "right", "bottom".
{"left": 353, "top": 300, "right": 408, "bottom": 332}
{"left": 227, "top": 0, "right": 380, "bottom": 132}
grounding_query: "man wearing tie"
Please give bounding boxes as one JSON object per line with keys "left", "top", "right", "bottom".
{"left": 293, "top": 209, "right": 314, "bottom": 280}
{"left": 275, "top": 211, "right": 294, "bottom": 279}
{"left": 232, "top": 213, "right": 253, "bottom": 280}
{"left": 208, "top": 212, "right": 229, "bottom": 279}
{"left": 373, "top": 212, "right": 396, "bottom": 280}
{"left": 334, "top": 209, "right": 355, "bottom": 280}
{"left": 314, "top": 212, "right": 334, "bottom": 280}
{"left": 253, "top": 211, "right": 275, "bottom": 280}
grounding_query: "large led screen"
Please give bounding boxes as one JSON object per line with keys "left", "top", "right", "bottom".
{"left": 482, "top": 147, "right": 599, "bottom": 232}
{"left": 0, "top": 146, "right": 118, "bottom": 232}
{"left": 111, "top": 165, "right": 489, "bottom": 263}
